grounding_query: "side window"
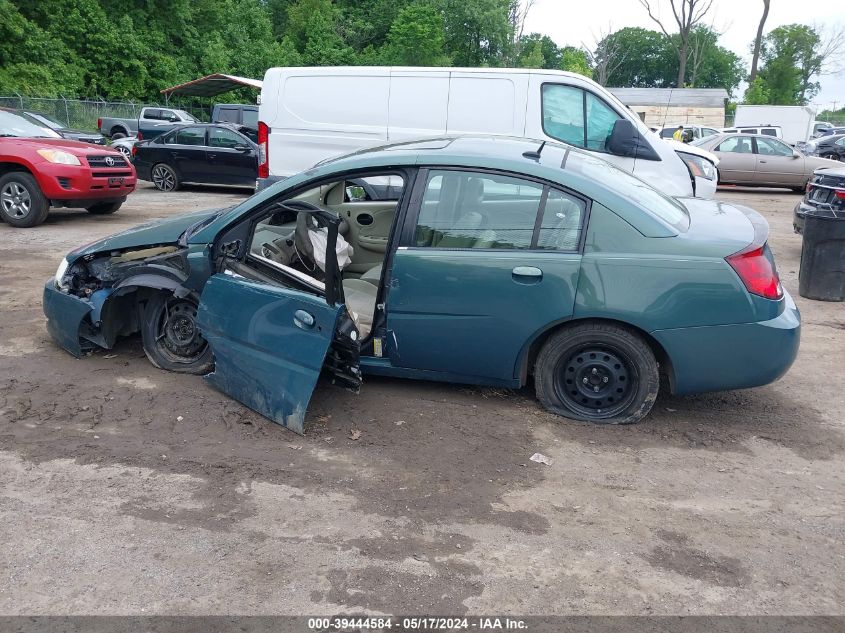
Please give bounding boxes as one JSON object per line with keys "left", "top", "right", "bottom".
{"left": 144, "top": 109, "right": 161, "bottom": 120}
{"left": 163, "top": 131, "right": 177, "bottom": 145}
{"left": 542, "top": 84, "right": 585, "bottom": 147}
{"left": 217, "top": 108, "right": 239, "bottom": 123}
{"left": 756, "top": 138, "right": 792, "bottom": 156}
{"left": 835, "top": 138, "right": 845, "bottom": 147}
{"left": 702, "top": 128, "right": 719, "bottom": 137}
{"left": 414, "top": 170, "right": 583, "bottom": 251}
{"left": 175, "top": 127, "right": 206, "bottom": 146}
{"left": 345, "top": 176, "right": 403, "bottom": 202}
{"left": 542, "top": 84, "right": 621, "bottom": 151}
{"left": 585, "top": 92, "right": 620, "bottom": 151}
{"left": 242, "top": 109, "right": 258, "bottom": 128}
{"left": 660, "top": 129, "right": 675, "bottom": 139}
{"left": 761, "top": 128, "right": 778, "bottom": 137}
{"left": 716, "top": 136, "right": 752, "bottom": 153}
{"left": 536, "top": 189, "right": 585, "bottom": 251}
{"left": 209, "top": 127, "right": 245, "bottom": 149}
{"left": 740, "top": 128, "right": 757, "bottom": 134}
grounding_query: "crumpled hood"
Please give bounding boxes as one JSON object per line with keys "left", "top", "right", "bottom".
{"left": 68, "top": 209, "right": 221, "bottom": 261}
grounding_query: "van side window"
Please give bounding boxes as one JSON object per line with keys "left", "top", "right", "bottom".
{"left": 414, "top": 170, "right": 583, "bottom": 252}
{"left": 542, "top": 84, "right": 622, "bottom": 152}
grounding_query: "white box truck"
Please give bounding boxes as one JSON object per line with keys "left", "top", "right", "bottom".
{"left": 733, "top": 105, "right": 816, "bottom": 145}
{"left": 256, "top": 67, "right": 719, "bottom": 198}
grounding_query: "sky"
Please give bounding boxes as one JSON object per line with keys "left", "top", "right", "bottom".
{"left": 523, "top": 0, "right": 845, "bottom": 111}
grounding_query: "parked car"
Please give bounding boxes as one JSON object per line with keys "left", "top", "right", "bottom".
{"left": 43, "top": 136, "right": 799, "bottom": 433}
{"left": 257, "top": 66, "right": 719, "bottom": 198}
{"left": 0, "top": 109, "right": 136, "bottom": 227}
{"left": 98, "top": 107, "right": 198, "bottom": 139}
{"left": 212, "top": 103, "right": 258, "bottom": 130}
{"left": 793, "top": 166, "right": 845, "bottom": 234}
{"left": 691, "top": 133, "right": 840, "bottom": 191}
{"left": 802, "top": 133, "right": 845, "bottom": 161}
{"left": 109, "top": 136, "right": 138, "bottom": 160}
{"left": 811, "top": 126, "right": 845, "bottom": 139}
{"left": 133, "top": 123, "right": 257, "bottom": 191}
{"left": 722, "top": 125, "right": 783, "bottom": 139}
{"left": 5, "top": 108, "right": 106, "bottom": 145}
{"left": 656, "top": 124, "right": 721, "bottom": 142}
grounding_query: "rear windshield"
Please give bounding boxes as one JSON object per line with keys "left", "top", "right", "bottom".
{"left": 572, "top": 152, "right": 689, "bottom": 228}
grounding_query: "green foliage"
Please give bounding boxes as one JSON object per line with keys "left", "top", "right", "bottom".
{"left": 382, "top": 3, "right": 450, "bottom": 66}
{"left": 743, "top": 77, "right": 770, "bottom": 105}
{"left": 559, "top": 47, "right": 592, "bottom": 78}
{"left": 516, "top": 34, "right": 562, "bottom": 69}
{"left": 756, "top": 24, "right": 823, "bottom": 105}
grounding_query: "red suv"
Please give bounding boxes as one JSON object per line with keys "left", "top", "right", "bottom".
{"left": 0, "top": 109, "right": 136, "bottom": 227}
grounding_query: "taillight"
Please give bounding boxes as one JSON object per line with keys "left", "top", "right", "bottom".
{"left": 836, "top": 190, "right": 845, "bottom": 200}
{"left": 131, "top": 144, "right": 137, "bottom": 156}
{"left": 97, "top": 118, "right": 101, "bottom": 130}
{"left": 726, "top": 244, "right": 783, "bottom": 300}
{"left": 257, "top": 121, "right": 269, "bottom": 179}
{"left": 137, "top": 131, "right": 143, "bottom": 141}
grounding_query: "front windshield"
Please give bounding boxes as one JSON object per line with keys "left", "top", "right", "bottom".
{"left": 25, "top": 112, "right": 65, "bottom": 130}
{"left": 175, "top": 110, "right": 198, "bottom": 122}
{"left": 0, "top": 110, "right": 62, "bottom": 138}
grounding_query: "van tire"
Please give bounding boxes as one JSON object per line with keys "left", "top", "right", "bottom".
{"left": 534, "top": 322, "right": 659, "bottom": 425}
{"left": 0, "top": 172, "right": 50, "bottom": 228}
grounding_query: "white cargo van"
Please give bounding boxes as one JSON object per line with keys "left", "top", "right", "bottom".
{"left": 257, "top": 67, "right": 718, "bottom": 197}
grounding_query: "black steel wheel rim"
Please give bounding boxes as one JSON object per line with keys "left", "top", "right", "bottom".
{"left": 152, "top": 165, "right": 175, "bottom": 191}
{"left": 156, "top": 299, "right": 206, "bottom": 361}
{"left": 554, "top": 345, "right": 638, "bottom": 419}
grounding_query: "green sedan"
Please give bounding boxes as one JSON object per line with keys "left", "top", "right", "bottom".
{"left": 43, "top": 136, "right": 800, "bottom": 433}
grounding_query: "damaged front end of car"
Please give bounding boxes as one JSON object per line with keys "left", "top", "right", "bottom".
{"left": 44, "top": 244, "right": 195, "bottom": 357}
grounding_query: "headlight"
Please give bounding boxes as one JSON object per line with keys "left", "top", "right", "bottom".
{"left": 678, "top": 152, "right": 717, "bottom": 181}
{"left": 36, "top": 149, "right": 81, "bottom": 166}
{"left": 54, "top": 258, "right": 70, "bottom": 290}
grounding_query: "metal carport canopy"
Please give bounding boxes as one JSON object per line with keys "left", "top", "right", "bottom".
{"left": 160, "top": 74, "right": 263, "bottom": 98}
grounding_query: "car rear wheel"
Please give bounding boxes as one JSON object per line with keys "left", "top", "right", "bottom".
{"left": 151, "top": 163, "right": 179, "bottom": 192}
{"left": 535, "top": 322, "right": 659, "bottom": 425}
{"left": 110, "top": 131, "right": 127, "bottom": 140}
{"left": 140, "top": 293, "right": 213, "bottom": 375}
{"left": 114, "top": 145, "right": 132, "bottom": 159}
{"left": 87, "top": 201, "right": 123, "bottom": 215}
{"left": 0, "top": 172, "right": 50, "bottom": 228}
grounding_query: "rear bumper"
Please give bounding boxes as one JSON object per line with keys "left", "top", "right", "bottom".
{"left": 651, "top": 290, "right": 801, "bottom": 395}
{"left": 35, "top": 162, "right": 136, "bottom": 205}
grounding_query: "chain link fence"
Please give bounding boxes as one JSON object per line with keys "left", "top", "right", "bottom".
{"left": 0, "top": 95, "right": 213, "bottom": 132}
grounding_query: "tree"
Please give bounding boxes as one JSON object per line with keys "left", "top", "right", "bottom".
{"left": 516, "top": 34, "right": 562, "bottom": 69}
{"left": 443, "top": 0, "right": 514, "bottom": 67}
{"left": 559, "top": 47, "right": 592, "bottom": 78}
{"left": 684, "top": 26, "right": 745, "bottom": 95}
{"left": 599, "top": 27, "right": 676, "bottom": 88}
{"left": 748, "top": 0, "right": 770, "bottom": 84}
{"left": 757, "top": 25, "right": 823, "bottom": 104}
{"left": 743, "top": 77, "right": 770, "bottom": 104}
{"left": 638, "top": 0, "right": 715, "bottom": 87}
{"left": 584, "top": 25, "right": 626, "bottom": 86}
{"left": 382, "top": 3, "right": 450, "bottom": 66}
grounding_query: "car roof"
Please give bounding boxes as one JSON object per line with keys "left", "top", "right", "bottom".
{"left": 193, "top": 135, "right": 683, "bottom": 243}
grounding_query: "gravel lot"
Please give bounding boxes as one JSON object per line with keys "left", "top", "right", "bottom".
{"left": 0, "top": 181, "right": 843, "bottom": 615}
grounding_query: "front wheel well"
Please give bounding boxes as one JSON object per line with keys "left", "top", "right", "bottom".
{"left": 0, "top": 162, "right": 35, "bottom": 179}
{"left": 520, "top": 317, "right": 675, "bottom": 393}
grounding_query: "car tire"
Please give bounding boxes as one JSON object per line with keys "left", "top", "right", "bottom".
{"left": 110, "top": 131, "right": 127, "bottom": 140}
{"left": 115, "top": 145, "right": 132, "bottom": 159}
{"left": 0, "top": 172, "right": 50, "bottom": 228}
{"left": 87, "top": 201, "right": 123, "bottom": 215}
{"left": 151, "top": 163, "right": 179, "bottom": 192}
{"left": 140, "top": 293, "right": 213, "bottom": 375}
{"left": 534, "top": 322, "right": 659, "bottom": 425}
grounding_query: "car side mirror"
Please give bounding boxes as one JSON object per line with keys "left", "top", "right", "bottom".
{"left": 792, "top": 150, "right": 801, "bottom": 158}
{"left": 168, "top": 115, "right": 179, "bottom": 122}
{"left": 607, "top": 119, "right": 660, "bottom": 161}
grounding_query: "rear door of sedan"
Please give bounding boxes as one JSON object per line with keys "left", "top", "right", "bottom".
{"left": 206, "top": 126, "right": 257, "bottom": 186}
{"left": 384, "top": 168, "right": 586, "bottom": 383}
{"left": 162, "top": 126, "right": 209, "bottom": 182}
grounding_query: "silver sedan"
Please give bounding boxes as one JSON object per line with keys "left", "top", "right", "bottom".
{"left": 692, "top": 133, "right": 840, "bottom": 192}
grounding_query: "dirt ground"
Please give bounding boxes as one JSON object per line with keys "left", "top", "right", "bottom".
{"left": 0, "top": 182, "right": 843, "bottom": 616}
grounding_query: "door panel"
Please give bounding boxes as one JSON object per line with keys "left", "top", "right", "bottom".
{"left": 196, "top": 273, "right": 344, "bottom": 434}
{"left": 754, "top": 137, "right": 802, "bottom": 185}
{"left": 713, "top": 136, "right": 756, "bottom": 184}
{"left": 335, "top": 201, "right": 397, "bottom": 273}
{"left": 385, "top": 249, "right": 581, "bottom": 382}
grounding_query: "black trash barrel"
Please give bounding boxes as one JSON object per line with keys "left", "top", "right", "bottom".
{"left": 799, "top": 207, "right": 845, "bottom": 301}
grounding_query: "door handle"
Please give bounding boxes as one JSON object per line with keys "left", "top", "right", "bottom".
{"left": 512, "top": 266, "right": 543, "bottom": 281}
{"left": 759, "top": 160, "right": 767, "bottom": 163}
{"left": 294, "top": 309, "right": 315, "bottom": 329}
